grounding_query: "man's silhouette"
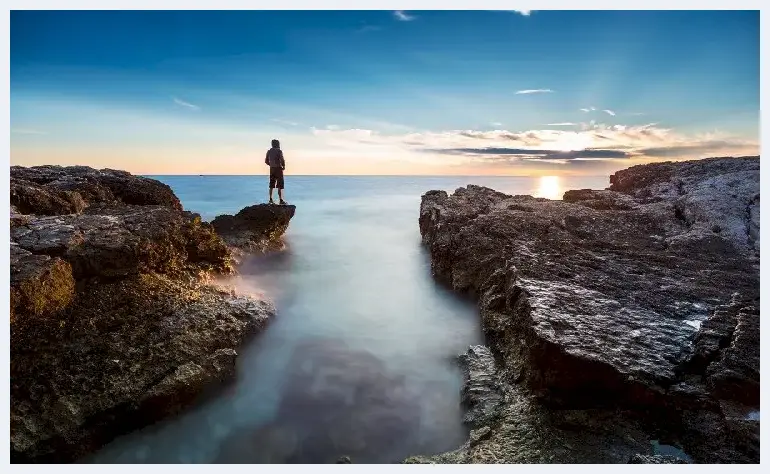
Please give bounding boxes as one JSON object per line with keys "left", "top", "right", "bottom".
{"left": 265, "top": 139, "right": 288, "bottom": 205}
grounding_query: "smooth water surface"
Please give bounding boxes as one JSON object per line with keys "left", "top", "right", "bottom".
{"left": 89, "top": 175, "right": 609, "bottom": 463}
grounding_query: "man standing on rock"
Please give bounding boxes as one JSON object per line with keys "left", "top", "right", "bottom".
{"left": 265, "top": 139, "right": 288, "bottom": 205}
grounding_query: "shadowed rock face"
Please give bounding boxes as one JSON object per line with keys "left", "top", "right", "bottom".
{"left": 211, "top": 204, "right": 296, "bottom": 253}
{"left": 417, "top": 156, "right": 759, "bottom": 463}
{"left": 9, "top": 167, "right": 278, "bottom": 463}
{"left": 405, "top": 345, "right": 653, "bottom": 464}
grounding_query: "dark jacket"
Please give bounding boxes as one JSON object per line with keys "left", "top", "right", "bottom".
{"left": 265, "top": 147, "right": 285, "bottom": 168}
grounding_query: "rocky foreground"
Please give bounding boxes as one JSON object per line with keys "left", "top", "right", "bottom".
{"left": 9, "top": 166, "right": 294, "bottom": 462}
{"left": 411, "top": 156, "right": 759, "bottom": 463}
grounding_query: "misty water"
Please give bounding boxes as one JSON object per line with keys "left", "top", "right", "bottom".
{"left": 88, "top": 175, "right": 608, "bottom": 464}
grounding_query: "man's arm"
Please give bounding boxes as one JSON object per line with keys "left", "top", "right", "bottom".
{"left": 265, "top": 150, "right": 270, "bottom": 166}
{"left": 280, "top": 150, "right": 286, "bottom": 170}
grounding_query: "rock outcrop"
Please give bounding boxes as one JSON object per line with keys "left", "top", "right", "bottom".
{"left": 417, "top": 156, "right": 759, "bottom": 463}
{"left": 211, "top": 204, "right": 296, "bottom": 253}
{"left": 9, "top": 166, "right": 292, "bottom": 463}
{"left": 10, "top": 165, "right": 182, "bottom": 214}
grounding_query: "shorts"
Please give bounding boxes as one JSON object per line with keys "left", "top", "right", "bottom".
{"left": 269, "top": 167, "right": 284, "bottom": 189}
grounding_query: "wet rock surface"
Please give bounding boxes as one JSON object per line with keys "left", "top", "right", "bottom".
{"left": 211, "top": 204, "right": 296, "bottom": 253}
{"left": 9, "top": 167, "right": 290, "bottom": 463}
{"left": 417, "top": 157, "right": 759, "bottom": 463}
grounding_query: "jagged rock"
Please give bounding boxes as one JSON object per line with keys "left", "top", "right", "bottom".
{"left": 458, "top": 345, "right": 505, "bottom": 427}
{"left": 9, "top": 166, "right": 277, "bottom": 463}
{"left": 11, "top": 205, "right": 29, "bottom": 227}
{"left": 10, "top": 165, "right": 181, "bottom": 214}
{"left": 695, "top": 298, "right": 759, "bottom": 406}
{"left": 609, "top": 156, "right": 759, "bottom": 257}
{"left": 211, "top": 204, "right": 296, "bottom": 253}
{"left": 417, "top": 157, "right": 759, "bottom": 463}
{"left": 10, "top": 274, "right": 274, "bottom": 463}
{"left": 562, "top": 189, "right": 636, "bottom": 210}
{"left": 419, "top": 157, "right": 758, "bottom": 409}
{"left": 10, "top": 205, "right": 231, "bottom": 279}
{"left": 10, "top": 179, "right": 86, "bottom": 215}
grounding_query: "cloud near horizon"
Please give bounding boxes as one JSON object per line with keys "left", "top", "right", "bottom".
{"left": 310, "top": 122, "right": 758, "bottom": 168}
{"left": 516, "top": 89, "right": 554, "bottom": 94}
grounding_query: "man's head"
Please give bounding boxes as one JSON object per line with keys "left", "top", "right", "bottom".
{"left": 271, "top": 139, "right": 280, "bottom": 148}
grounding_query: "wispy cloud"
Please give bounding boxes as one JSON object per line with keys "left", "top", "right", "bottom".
{"left": 580, "top": 106, "right": 597, "bottom": 112}
{"left": 603, "top": 109, "right": 616, "bottom": 116}
{"left": 490, "top": 122, "right": 503, "bottom": 127}
{"left": 445, "top": 147, "right": 632, "bottom": 160}
{"left": 393, "top": 11, "right": 415, "bottom": 21}
{"left": 172, "top": 97, "right": 200, "bottom": 111}
{"left": 11, "top": 128, "right": 47, "bottom": 135}
{"left": 546, "top": 122, "right": 577, "bottom": 126}
{"left": 271, "top": 118, "right": 300, "bottom": 126}
{"left": 357, "top": 24, "right": 382, "bottom": 33}
{"left": 515, "top": 89, "right": 554, "bottom": 95}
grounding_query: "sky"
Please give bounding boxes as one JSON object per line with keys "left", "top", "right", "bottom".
{"left": 10, "top": 10, "right": 760, "bottom": 176}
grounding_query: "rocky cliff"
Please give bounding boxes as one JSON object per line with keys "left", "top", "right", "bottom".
{"left": 10, "top": 166, "right": 294, "bottom": 462}
{"left": 414, "top": 156, "right": 759, "bottom": 463}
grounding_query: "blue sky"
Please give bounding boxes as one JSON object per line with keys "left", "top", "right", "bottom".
{"left": 10, "top": 10, "right": 760, "bottom": 175}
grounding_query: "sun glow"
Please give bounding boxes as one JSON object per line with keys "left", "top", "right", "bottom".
{"left": 535, "top": 175, "right": 563, "bottom": 200}
{"left": 550, "top": 134, "right": 595, "bottom": 152}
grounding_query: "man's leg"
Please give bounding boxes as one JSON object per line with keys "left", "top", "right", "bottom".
{"left": 269, "top": 170, "right": 276, "bottom": 203}
{"left": 277, "top": 170, "right": 287, "bottom": 204}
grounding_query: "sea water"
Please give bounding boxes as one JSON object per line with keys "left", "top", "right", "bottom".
{"left": 87, "top": 175, "right": 608, "bottom": 463}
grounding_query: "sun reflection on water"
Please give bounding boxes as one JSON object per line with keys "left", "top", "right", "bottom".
{"left": 535, "top": 175, "right": 563, "bottom": 200}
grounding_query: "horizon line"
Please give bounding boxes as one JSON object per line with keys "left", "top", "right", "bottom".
{"left": 141, "top": 173, "right": 611, "bottom": 178}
